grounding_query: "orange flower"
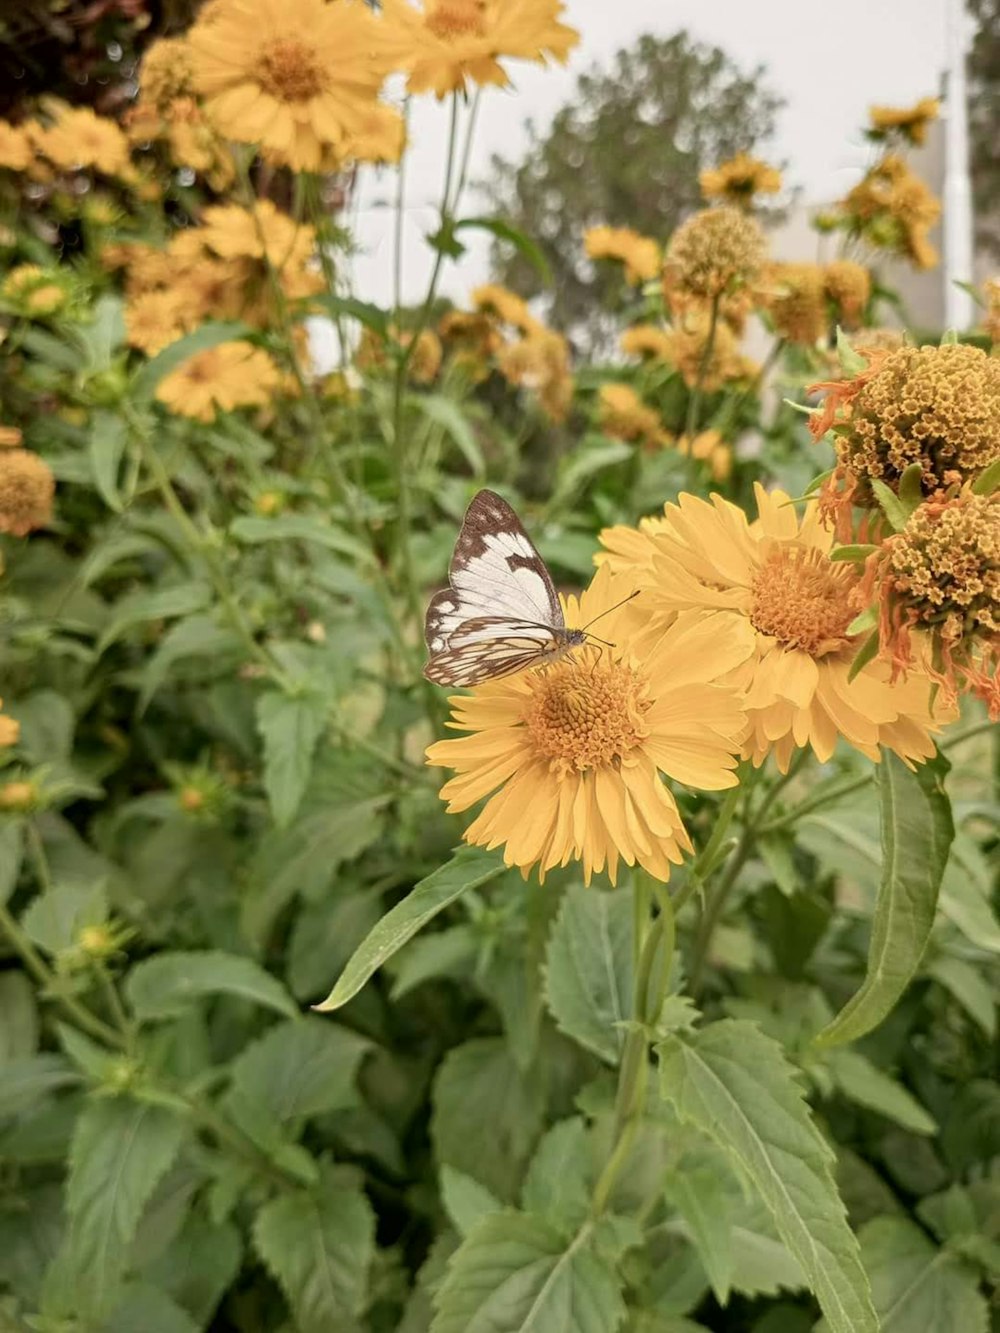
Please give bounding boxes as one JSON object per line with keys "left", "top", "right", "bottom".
{"left": 584, "top": 226, "right": 661, "bottom": 285}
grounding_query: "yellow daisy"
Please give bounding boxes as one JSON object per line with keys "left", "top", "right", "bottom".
{"left": 379, "top": 0, "right": 578, "bottom": 98}
{"left": 187, "top": 0, "right": 390, "bottom": 171}
{"left": 32, "top": 107, "right": 131, "bottom": 177}
{"left": 155, "top": 341, "right": 283, "bottom": 422}
{"left": 496, "top": 328, "right": 573, "bottom": 423}
{"left": 0, "top": 449, "right": 55, "bottom": 537}
{"left": 426, "top": 564, "right": 751, "bottom": 885}
{"left": 699, "top": 152, "right": 782, "bottom": 207}
{"left": 599, "top": 485, "right": 951, "bottom": 773}
{"left": 598, "top": 383, "right": 666, "bottom": 450}
{"left": 584, "top": 225, "right": 662, "bottom": 285}
{"left": 471, "top": 283, "right": 540, "bottom": 334}
{"left": 0, "top": 121, "right": 31, "bottom": 172}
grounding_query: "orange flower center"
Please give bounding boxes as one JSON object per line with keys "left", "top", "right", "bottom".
{"left": 750, "top": 544, "right": 858, "bottom": 656}
{"left": 256, "top": 38, "right": 326, "bottom": 102}
{"left": 524, "top": 660, "right": 649, "bottom": 773}
{"left": 426, "top": 0, "right": 489, "bottom": 39}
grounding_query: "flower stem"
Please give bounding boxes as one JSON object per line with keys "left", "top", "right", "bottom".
{"left": 682, "top": 292, "right": 721, "bottom": 486}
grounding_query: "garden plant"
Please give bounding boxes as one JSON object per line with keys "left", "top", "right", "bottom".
{"left": 0, "top": 3, "right": 998, "bottom": 1331}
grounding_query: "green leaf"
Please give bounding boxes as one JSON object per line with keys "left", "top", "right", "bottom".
{"left": 104, "top": 1283, "right": 200, "bottom": 1333}
{"left": 825, "top": 1050, "right": 936, "bottom": 1134}
{"left": 308, "top": 293, "right": 389, "bottom": 337}
{"left": 816, "top": 751, "right": 954, "bottom": 1046}
{"left": 854, "top": 1216, "right": 988, "bottom": 1333}
{"left": 0, "top": 820, "right": 24, "bottom": 906}
{"left": 431, "top": 1038, "right": 546, "bottom": 1201}
{"left": 63, "top": 1097, "right": 188, "bottom": 1321}
{"left": 847, "top": 629, "right": 881, "bottom": 683}
{"left": 657, "top": 1019, "right": 877, "bottom": 1333}
{"left": 228, "top": 1017, "right": 369, "bottom": 1123}
{"left": 836, "top": 327, "right": 867, "bottom": 376}
{"left": 431, "top": 1212, "right": 626, "bottom": 1333}
{"left": 544, "top": 884, "right": 633, "bottom": 1065}
{"left": 869, "top": 479, "right": 913, "bottom": 533}
{"left": 138, "top": 614, "right": 244, "bottom": 713}
{"left": 89, "top": 412, "right": 127, "bottom": 512}
{"left": 440, "top": 1166, "right": 504, "bottom": 1238}
{"left": 938, "top": 834, "right": 1000, "bottom": 953}
{"left": 0, "top": 1055, "right": 79, "bottom": 1118}
{"left": 927, "top": 955, "right": 996, "bottom": 1038}
{"left": 417, "top": 394, "right": 485, "bottom": 477}
{"left": 230, "top": 514, "right": 373, "bottom": 564}
{"left": 256, "top": 690, "right": 328, "bottom": 829}
{"left": 9, "top": 690, "right": 75, "bottom": 762}
{"left": 146, "top": 1213, "right": 241, "bottom": 1328}
{"left": 314, "top": 846, "right": 505, "bottom": 1011}
{"left": 971, "top": 456, "right": 1000, "bottom": 496}
{"left": 521, "top": 1118, "right": 592, "bottom": 1235}
{"left": 253, "top": 1166, "right": 375, "bottom": 1333}
{"left": 125, "top": 950, "right": 297, "bottom": 1023}
{"left": 21, "top": 881, "right": 107, "bottom": 957}
{"left": 830, "top": 545, "right": 879, "bottom": 563}
{"left": 897, "top": 463, "right": 924, "bottom": 508}
{"left": 552, "top": 439, "right": 632, "bottom": 508}
{"left": 131, "top": 321, "right": 251, "bottom": 399}
{"left": 665, "top": 1160, "right": 734, "bottom": 1305}
{"left": 452, "top": 216, "right": 553, "bottom": 284}
{"left": 97, "top": 580, "right": 213, "bottom": 655}
{"left": 389, "top": 924, "right": 479, "bottom": 1001}
{"left": 0, "top": 972, "right": 37, "bottom": 1064}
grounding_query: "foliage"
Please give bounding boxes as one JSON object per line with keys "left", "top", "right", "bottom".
{"left": 0, "top": 6, "right": 997, "bottom": 1333}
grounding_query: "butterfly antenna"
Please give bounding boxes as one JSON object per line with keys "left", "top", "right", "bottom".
{"left": 580, "top": 589, "right": 640, "bottom": 633}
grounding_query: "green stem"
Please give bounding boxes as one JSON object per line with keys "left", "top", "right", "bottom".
{"left": 682, "top": 292, "right": 721, "bottom": 485}
{"left": 711, "top": 336, "right": 786, "bottom": 436}
{"left": 759, "top": 769, "right": 871, "bottom": 836}
{"left": 941, "top": 719, "right": 994, "bottom": 751}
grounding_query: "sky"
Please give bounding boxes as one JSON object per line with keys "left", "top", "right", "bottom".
{"left": 345, "top": 0, "right": 952, "bottom": 311}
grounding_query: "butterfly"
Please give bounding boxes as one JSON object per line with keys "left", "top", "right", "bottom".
{"left": 423, "top": 489, "right": 587, "bottom": 688}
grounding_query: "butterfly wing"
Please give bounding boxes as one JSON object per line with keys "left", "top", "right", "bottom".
{"left": 424, "top": 491, "right": 569, "bottom": 687}
{"left": 424, "top": 490, "right": 564, "bottom": 657}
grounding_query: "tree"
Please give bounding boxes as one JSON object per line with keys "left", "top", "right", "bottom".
{"left": 480, "top": 32, "right": 783, "bottom": 349}
{"left": 968, "top": 0, "right": 1000, "bottom": 259}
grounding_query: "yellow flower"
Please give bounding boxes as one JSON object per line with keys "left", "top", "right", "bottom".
{"left": 598, "top": 383, "right": 666, "bottom": 450}
{"left": 138, "top": 35, "right": 196, "bottom": 112}
{"left": 497, "top": 329, "right": 572, "bottom": 422}
{"left": 584, "top": 226, "right": 661, "bottom": 285}
{"left": 0, "top": 709, "right": 19, "bottom": 748}
{"left": 379, "top": 0, "right": 578, "bottom": 98}
{"left": 811, "top": 343, "right": 1000, "bottom": 532}
{"left": 188, "top": 0, "right": 390, "bottom": 171}
{"left": 403, "top": 328, "right": 443, "bottom": 384}
{"left": 0, "top": 449, "right": 55, "bottom": 536}
{"left": 868, "top": 96, "right": 939, "bottom": 147}
{"left": 2, "top": 264, "right": 68, "bottom": 317}
{"left": 599, "top": 485, "right": 949, "bottom": 772}
{"left": 699, "top": 152, "right": 781, "bottom": 208}
{"left": 620, "top": 325, "right": 674, "bottom": 362}
{"left": 199, "top": 200, "right": 315, "bottom": 271}
{"left": 0, "top": 121, "right": 31, "bottom": 172}
{"left": 665, "top": 207, "right": 767, "bottom": 300}
{"left": 471, "top": 283, "right": 540, "bottom": 334}
{"left": 871, "top": 490, "right": 999, "bottom": 717}
{"left": 125, "top": 290, "right": 189, "bottom": 355}
{"left": 759, "top": 262, "right": 828, "bottom": 346}
{"left": 823, "top": 260, "right": 871, "bottom": 329}
{"left": 33, "top": 107, "right": 131, "bottom": 176}
{"left": 439, "top": 309, "right": 504, "bottom": 379}
{"left": 426, "top": 564, "right": 750, "bottom": 885}
{"left": 155, "top": 341, "right": 283, "bottom": 422}
{"left": 676, "top": 430, "right": 732, "bottom": 482}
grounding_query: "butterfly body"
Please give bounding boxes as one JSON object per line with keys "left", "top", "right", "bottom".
{"left": 424, "top": 490, "right": 584, "bottom": 688}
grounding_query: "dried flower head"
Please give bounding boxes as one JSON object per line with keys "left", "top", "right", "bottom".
{"left": 982, "top": 277, "right": 1000, "bottom": 346}
{"left": 841, "top": 154, "right": 941, "bottom": 270}
{"left": 812, "top": 343, "right": 1000, "bottom": 527}
{"left": 664, "top": 207, "right": 767, "bottom": 300}
{"left": 0, "top": 426, "right": 23, "bottom": 448}
{"left": 699, "top": 152, "right": 781, "bottom": 208}
{"left": 759, "top": 262, "right": 827, "bottom": 345}
{"left": 873, "top": 490, "right": 999, "bottom": 715}
{"left": 0, "top": 449, "right": 55, "bottom": 536}
{"left": 823, "top": 260, "right": 871, "bottom": 328}
{"left": 584, "top": 226, "right": 661, "bottom": 285}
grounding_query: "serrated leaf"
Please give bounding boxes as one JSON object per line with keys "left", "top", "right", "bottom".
{"left": 132, "top": 321, "right": 251, "bottom": 399}
{"left": 314, "top": 846, "right": 505, "bottom": 1011}
{"left": 256, "top": 690, "right": 328, "bottom": 829}
{"left": 104, "top": 1283, "right": 200, "bottom": 1333}
{"left": 125, "top": 950, "right": 297, "bottom": 1023}
{"left": 253, "top": 1166, "right": 374, "bottom": 1333}
{"left": 431, "top": 1038, "right": 545, "bottom": 1201}
{"left": 521, "top": 1118, "right": 592, "bottom": 1235}
{"left": 665, "top": 1161, "right": 734, "bottom": 1304}
{"left": 440, "top": 1166, "right": 503, "bottom": 1238}
{"left": 852, "top": 1216, "right": 988, "bottom": 1333}
{"left": 826, "top": 1050, "right": 936, "bottom": 1134}
{"left": 63, "top": 1097, "right": 188, "bottom": 1321}
{"left": 7, "top": 690, "right": 75, "bottom": 762}
{"left": 816, "top": 750, "right": 953, "bottom": 1046}
{"left": 146, "top": 1213, "right": 242, "bottom": 1327}
{"left": 431, "top": 1212, "right": 626, "bottom": 1333}
{"left": 228, "top": 1016, "right": 369, "bottom": 1123}
{"left": 544, "top": 884, "right": 633, "bottom": 1065}
{"left": 139, "top": 614, "right": 243, "bottom": 713}
{"left": 657, "top": 1020, "right": 877, "bottom": 1333}
{"left": 97, "top": 581, "right": 213, "bottom": 655}
{"left": 0, "top": 1055, "right": 79, "bottom": 1118}
{"left": 21, "top": 881, "right": 107, "bottom": 957}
